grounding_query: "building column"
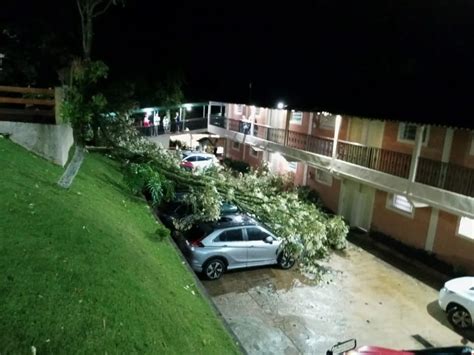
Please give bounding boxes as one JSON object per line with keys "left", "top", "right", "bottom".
{"left": 207, "top": 102, "right": 211, "bottom": 126}
{"left": 331, "top": 115, "right": 342, "bottom": 169}
{"left": 438, "top": 128, "right": 454, "bottom": 187}
{"left": 425, "top": 208, "right": 439, "bottom": 252}
{"left": 283, "top": 110, "right": 291, "bottom": 146}
{"left": 302, "top": 163, "right": 309, "bottom": 186}
{"left": 307, "top": 113, "right": 313, "bottom": 135}
{"left": 408, "top": 125, "right": 425, "bottom": 183}
{"left": 225, "top": 138, "right": 230, "bottom": 158}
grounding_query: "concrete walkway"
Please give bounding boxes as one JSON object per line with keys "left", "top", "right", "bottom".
{"left": 202, "top": 243, "right": 474, "bottom": 354}
{"left": 57, "top": 145, "right": 84, "bottom": 188}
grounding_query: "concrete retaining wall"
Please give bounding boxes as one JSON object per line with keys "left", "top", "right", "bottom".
{"left": 0, "top": 122, "right": 73, "bottom": 166}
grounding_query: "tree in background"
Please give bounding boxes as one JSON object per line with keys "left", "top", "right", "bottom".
{"left": 0, "top": 24, "right": 75, "bottom": 86}
{"left": 76, "top": 0, "right": 124, "bottom": 60}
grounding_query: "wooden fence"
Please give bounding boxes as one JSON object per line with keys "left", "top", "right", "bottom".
{"left": 0, "top": 85, "right": 58, "bottom": 124}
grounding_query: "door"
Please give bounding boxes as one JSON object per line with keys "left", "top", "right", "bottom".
{"left": 211, "top": 228, "right": 248, "bottom": 269}
{"left": 340, "top": 180, "right": 375, "bottom": 231}
{"left": 245, "top": 227, "right": 279, "bottom": 266}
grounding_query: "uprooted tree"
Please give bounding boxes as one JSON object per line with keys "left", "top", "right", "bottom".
{"left": 102, "top": 115, "right": 349, "bottom": 275}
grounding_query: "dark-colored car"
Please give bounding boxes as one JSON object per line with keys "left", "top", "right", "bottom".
{"left": 157, "top": 192, "right": 238, "bottom": 229}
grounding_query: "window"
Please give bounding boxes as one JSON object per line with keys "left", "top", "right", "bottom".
{"left": 288, "top": 161, "right": 297, "bottom": 173}
{"left": 315, "top": 169, "right": 333, "bottom": 186}
{"left": 232, "top": 141, "right": 240, "bottom": 150}
{"left": 290, "top": 111, "right": 303, "bottom": 124}
{"left": 246, "top": 227, "right": 271, "bottom": 241}
{"left": 398, "top": 123, "right": 429, "bottom": 144}
{"left": 255, "top": 107, "right": 261, "bottom": 117}
{"left": 457, "top": 216, "right": 474, "bottom": 240}
{"left": 387, "top": 194, "right": 414, "bottom": 216}
{"left": 185, "top": 156, "right": 197, "bottom": 162}
{"left": 215, "top": 229, "right": 243, "bottom": 242}
{"left": 249, "top": 147, "right": 259, "bottom": 158}
{"left": 319, "top": 115, "right": 336, "bottom": 130}
{"left": 234, "top": 104, "right": 244, "bottom": 115}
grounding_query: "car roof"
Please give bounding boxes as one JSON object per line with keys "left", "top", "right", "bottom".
{"left": 186, "top": 152, "right": 215, "bottom": 157}
{"left": 209, "top": 213, "right": 260, "bottom": 229}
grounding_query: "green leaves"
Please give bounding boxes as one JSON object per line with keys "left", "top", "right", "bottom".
{"left": 123, "top": 162, "right": 174, "bottom": 207}
{"left": 60, "top": 59, "right": 110, "bottom": 144}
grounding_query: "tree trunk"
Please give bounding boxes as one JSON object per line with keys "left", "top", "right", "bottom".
{"left": 84, "top": 17, "right": 93, "bottom": 60}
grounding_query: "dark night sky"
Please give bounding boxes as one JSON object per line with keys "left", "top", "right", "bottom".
{"left": 3, "top": 0, "right": 474, "bottom": 128}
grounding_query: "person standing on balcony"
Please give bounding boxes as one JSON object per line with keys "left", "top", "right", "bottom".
{"left": 143, "top": 116, "right": 151, "bottom": 136}
{"left": 153, "top": 112, "right": 160, "bottom": 136}
{"left": 175, "top": 112, "right": 182, "bottom": 132}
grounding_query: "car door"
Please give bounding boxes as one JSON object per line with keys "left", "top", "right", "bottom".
{"left": 245, "top": 227, "right": 279, "bottom": 267}
{"left": 210, "top": 228, "right": 248, "bottom": 269}
{"left": 196, "top": 156, "right": 210, "bottom": 169}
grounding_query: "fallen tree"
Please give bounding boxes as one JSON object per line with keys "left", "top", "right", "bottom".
{"left": 104, "top": 114, "right": 349, "bottom": 275}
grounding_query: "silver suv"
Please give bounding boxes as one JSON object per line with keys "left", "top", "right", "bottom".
{"left": 178, "top": 214, "right": 295, "bottom": 280}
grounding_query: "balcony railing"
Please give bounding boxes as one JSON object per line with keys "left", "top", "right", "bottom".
{"left": 136, "top": 117, "right": 207, "bottom": 136}
{"left": 416, "top": 158, "right": 474, "bottom": 197}
{"left": 184, "top": 117, "right": 208, "bottom": 131}
{"left": 210, "top": 117, "right": 474, "bottom": 197}
{"left": 337, "top": 141, "right": 412, "bottom": 178}
{"left": 210, "top": 115, "right": 226, "bottom": 128}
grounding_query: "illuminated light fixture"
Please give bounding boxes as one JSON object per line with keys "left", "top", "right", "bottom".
{"left": 336, "top": 114, "right": 342, "bottom": 120}
{"left": 0, "top": 53, "right": 4, "bottom": 71}
{"left": 277, "top": 102, "right": 285, "bottom": 109}
{"left": 184, "top": 104, "right": 192, "bottom": 112}
{"left": 143, "top": 107, "right": 154, "bottom": 114}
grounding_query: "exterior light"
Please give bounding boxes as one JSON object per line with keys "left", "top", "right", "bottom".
{"left": 0, "top": 53, "right": 4, "bottom": 71}
{"left": 185, "top": 104, "right": 192, "bottom": 112}
{"left": 277, "top": 102, "right": 285, "bottom": 109}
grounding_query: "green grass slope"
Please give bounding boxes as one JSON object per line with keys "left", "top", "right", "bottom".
{"left": 0, "top": 138, "right": 239, "bottom": 354}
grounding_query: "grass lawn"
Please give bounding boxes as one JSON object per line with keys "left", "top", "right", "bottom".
{"left": 0, "top": 138, "right": 239, "bottom": 354}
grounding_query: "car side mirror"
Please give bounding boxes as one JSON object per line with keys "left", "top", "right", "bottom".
{"left": 327, "top": 339, "right": 357, "bottom": 355}
{"left": 264, "top": 236, "right": 273, "bottom": 244}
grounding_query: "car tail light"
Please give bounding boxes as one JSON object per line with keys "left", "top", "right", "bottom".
{"left": 180, "top": 161, "right": 194, "bottom": 169}
{"left": 191, "top": 240, "right": 204, "bottom": 248}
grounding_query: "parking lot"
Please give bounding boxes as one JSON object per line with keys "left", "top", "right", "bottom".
{"left": 202, "top": 243, "right": 474, "bottom": 354}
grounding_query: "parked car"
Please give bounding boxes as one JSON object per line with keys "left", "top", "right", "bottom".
{"left": 327, "top": 339, "right": 474, "bottom": 355}
{"left": 178, "top": 214, "right": 295, "bottom": 280}
{"left": 180, "top": 152, "right": 219, "bottom": 171}
{"left": 438, "top": 276, "right": 474, "bottom": 329}
{"left": 157, "top": 194, "right": 239, "bottom": 230}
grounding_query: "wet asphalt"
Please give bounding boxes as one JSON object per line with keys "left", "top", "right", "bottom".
{"left": 202, "top": 244, "right": 474, "bottom": 355}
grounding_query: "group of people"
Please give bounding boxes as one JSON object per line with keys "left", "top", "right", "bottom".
{"left": 141, "top": 112, "right": 183, "bottom": 136}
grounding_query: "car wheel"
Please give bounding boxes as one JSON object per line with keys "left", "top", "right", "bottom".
{"left": 278, "top": 252, "right": 295, "bottom": 270}
{"left": 448, "top": 305, "right": 472, "bottom": 329}
{"left": 203, "top": 259, "right": 225, "bottom": 280}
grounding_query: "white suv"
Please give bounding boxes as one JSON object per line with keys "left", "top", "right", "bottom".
{"left": 438, "top": 276, "right": 474, "bottom": 329}
{"left": 180, "top": 152, "right": 219, "bottom": 171}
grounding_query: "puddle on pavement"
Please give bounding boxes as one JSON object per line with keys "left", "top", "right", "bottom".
{"left": 203, "top": 266, "right": 322, "bottom": 297}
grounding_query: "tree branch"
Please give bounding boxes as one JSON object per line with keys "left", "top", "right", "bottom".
{"left": 93, "top": 0, "right": 114, "bottom": 17}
